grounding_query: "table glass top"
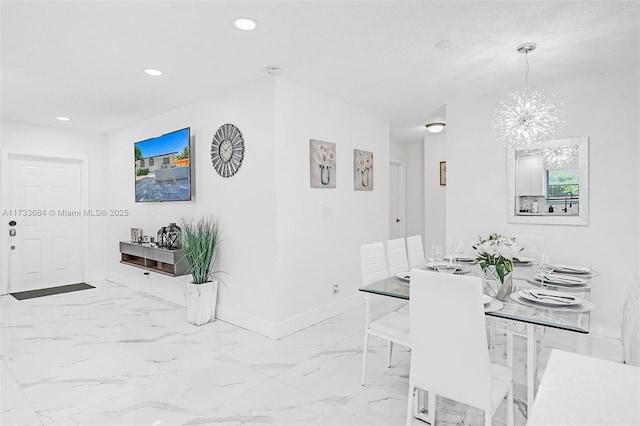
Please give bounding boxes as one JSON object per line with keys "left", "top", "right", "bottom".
{"left": 359, "top": 264, "right": 592, "bottom": 333}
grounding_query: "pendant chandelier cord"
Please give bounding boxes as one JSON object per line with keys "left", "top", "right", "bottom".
{"left": 524, "top": 51, "right": 530, "bottom": 96}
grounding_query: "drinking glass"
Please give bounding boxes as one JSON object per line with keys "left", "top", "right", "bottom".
{"left": 436, "top": 258, "right": 458, "bottom": 274}
{"left": 427, "top": 244, "right": 443, "bottom": 265}
{"left": 532, "top": 247, "right": 551, "bottom": 287}
{"left": 453, "top": 239, "right": 465, "bottom": 259}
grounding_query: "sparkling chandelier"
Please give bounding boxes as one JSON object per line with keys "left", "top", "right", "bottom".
{"left": 493, "top": 42, "right": 565, "bottom": 150}
{"left": 541, "top": 144, "right": 578, "bottom": 170}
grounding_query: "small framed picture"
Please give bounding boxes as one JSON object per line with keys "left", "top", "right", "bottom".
{"left": 131, "top": 228, "right": 141, "bottom": 242}
{"left": 142, "top": 235, "right": 150, "bottom": 243}
{"left": 440, "top": 161, "right": 446, "bottom": 186}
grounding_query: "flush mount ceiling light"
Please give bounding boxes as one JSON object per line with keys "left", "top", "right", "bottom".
{"left": 56, "top": 116, "right": 71, "bottom": 121}
{"left": 425, "top": 122, "right": 446, "bottom": 133}
{"left": 234, "top": 18, "right": 257, "bottom": 31}
{"left": 144, "top": 69, "right": 162, "bottom": 76}
{"left": 492, "top": 42, "right": 565, "bottom": 150}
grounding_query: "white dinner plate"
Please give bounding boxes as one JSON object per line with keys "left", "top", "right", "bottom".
{"left": 482, "top": 294, "right": 492, "bottom": 305}
{"left": 550, "top": 264, "right": 591, "bottom": 275}
{"left": 518, "top": 290, "right": 582, "bottom": 306}
{"left": 396, "top": 272, "right": 411, "bottom": 281}
{"left": 424, "top": 262, "right": 467, "bottom": 274}
{"left": 534, "top": 273, "right": 587, "bottom": 286}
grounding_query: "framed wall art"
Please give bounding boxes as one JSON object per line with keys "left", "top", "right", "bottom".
{"left": 310, "top": 139, "right": 336, "bottom": 188}
{"left": 440, "top": 161, "right": 446, "bottom": 186}
{"left": 353, "top": 149, "right": 373, "bottom": 191}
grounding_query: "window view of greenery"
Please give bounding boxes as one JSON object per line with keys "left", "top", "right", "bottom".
{"left": 547, "top": 169, "right": 579, "bottom": 199}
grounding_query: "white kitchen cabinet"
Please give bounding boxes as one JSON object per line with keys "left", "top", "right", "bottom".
{"left": 516, "top": 154, "right": 545, "bottom": 196}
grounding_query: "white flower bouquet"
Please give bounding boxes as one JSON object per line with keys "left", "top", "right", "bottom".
{"left": 473, "top": 233, "right": 523, "bottom": 284}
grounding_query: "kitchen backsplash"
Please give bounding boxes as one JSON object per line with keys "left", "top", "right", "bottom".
{"left": 519, "top": 195, "right": 579, "bottom": 214}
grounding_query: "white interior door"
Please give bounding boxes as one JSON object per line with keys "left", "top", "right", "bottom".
{"left": 7, "top": 156, "right": 84, "bottom": 292}
{"left": 389, "top": 161, "right": 406, "bottom": 239}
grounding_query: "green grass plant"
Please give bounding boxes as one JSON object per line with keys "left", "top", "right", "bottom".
{"left": 179, "top": 216, "right": 220, "bottom": 284}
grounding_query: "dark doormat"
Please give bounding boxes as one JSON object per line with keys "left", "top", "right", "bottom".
{"left": 10, "top": 283, "right": 95, "bottom": 300}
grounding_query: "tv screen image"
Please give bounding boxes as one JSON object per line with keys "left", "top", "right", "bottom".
{"left": 134, "top": 127, "right": 192, "bottom": 202}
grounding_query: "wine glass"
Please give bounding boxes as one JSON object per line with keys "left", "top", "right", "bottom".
{"left": 532, "top": 247, "right": 551, "bottom": 287}
{"left": 453, "top": 239, "right": 466, "bottom": 260}
{"left": 427, "top": 244, "right": 443, "bottom": 267}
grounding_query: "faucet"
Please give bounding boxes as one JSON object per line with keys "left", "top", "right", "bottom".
{"left": 563, "top": 192, "right": 573, "bottom": 213}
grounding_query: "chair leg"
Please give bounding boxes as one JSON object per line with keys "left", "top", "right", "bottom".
{"left": 507, "top": 383, "right": 514, "bottom": 426}
{"left": 387, "top": 341, "right": 394, "bottom": 367}
{"left": 405, "top": 384, "right": 414, "bottom": 426}
{"left": 361, "top": 332, "right": 370, "bottom": 386}
{"left": 484, "top": 410, "right": 492, "bottom": 426}
{"left": 427, "top": 391, "right": 436, "bottom": 425}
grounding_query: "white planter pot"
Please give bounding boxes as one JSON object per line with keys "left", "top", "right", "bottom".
{"left": 183, "top": 279, "right": 218, "bottom": 326}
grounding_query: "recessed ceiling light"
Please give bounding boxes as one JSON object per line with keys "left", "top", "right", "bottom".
{"left": 144, "top": 69, "right": 162, "bottom": 76}
{"left": 56, "top": 116, "right": 71, "bottom": 121}
{"left": 234, "top": 18, "right": 257, "bottom": 31}
{"left": 435, "top": 39, "right": 453, "bottom": 49}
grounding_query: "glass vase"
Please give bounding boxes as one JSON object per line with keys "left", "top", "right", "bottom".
{"left": 483, "top": 265, "right": 513, "bottom": 302}
{"left": 320, "top": 166, "right": 330, "bottom": 185}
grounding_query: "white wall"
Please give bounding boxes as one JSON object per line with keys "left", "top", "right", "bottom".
{"left": 273, "top": 78, "right": 389, "bottom": 333}
{"left": 424, "top": 133, "right": 447, "bottom": 252}
{"left": 446, "top": 69, "right": 640, "bottom": 334}
{"left": 104, "top": 81, "right": 280, "bottom": 334}
{"left": 0, "top": 120, "right": 109, "bottom": 293}
{"left": 102, "top": 78, "right": 390, "bottom": 338}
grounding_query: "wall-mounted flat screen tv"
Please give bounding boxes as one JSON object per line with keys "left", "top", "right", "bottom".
{"left": 134, "top": 127, "right": 192, "bottom": 202}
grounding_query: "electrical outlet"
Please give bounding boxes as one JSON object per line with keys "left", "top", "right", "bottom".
{"left": 333, "top": 284, "right": 339, "bottom": 294}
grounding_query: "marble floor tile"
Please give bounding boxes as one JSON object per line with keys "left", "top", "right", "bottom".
{"left": 1, "top": 279, "right": 532, "bottom": 426}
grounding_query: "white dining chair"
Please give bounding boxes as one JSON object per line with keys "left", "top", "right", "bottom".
{"left": 406, "top": 235, "right": 427, "bottom": 269}
{"left": 537, "top": 267, "right": 640, "bottom": 376}
{"left": 385, "top": 238, "right": 410, "bottom": 276}
{"left": 360, "top": 242, "right": 411, "bottom": 386}
{"left": 406, "top": 270, "right": 513, "bottom": 426}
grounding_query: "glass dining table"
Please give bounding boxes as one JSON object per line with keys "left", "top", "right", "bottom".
{"left": 359, "top": 263, "right": 595, "bottom": 415}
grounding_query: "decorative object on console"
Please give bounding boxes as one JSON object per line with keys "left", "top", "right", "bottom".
{"left": 130, "top": 228, "right": 142, "bottom": 243}
{"left": 211, "top": 123, "right": 245, "bottom": 178}
{"left": 492, "top": 42, "right": 565, "bottom": 150}
{"left": 179, "top": 216, "right": 222, "bottom": 326}
{"left": 157, "top": 226, "right": 167, "bottom": 247}
{"left": 165, "top": 222, "right": 181, "bottom": 250}
{"left": 134, "top": 127, "right": 192, "bottom": 203}
{"left": 353, "top": 149, "right": 373, "bottom": 191}
{"left": 473, "top": 233, "right": 524, "bottom": 301}
{"left": 310, "top": 139, "right": 336, "bottom": 188}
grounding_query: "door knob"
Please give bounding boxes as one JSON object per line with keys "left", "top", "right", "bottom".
{"left": 396, "top": 218, "right": 401, "bottom": 223}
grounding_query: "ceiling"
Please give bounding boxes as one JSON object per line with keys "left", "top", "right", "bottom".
{"left": 2, "top": 1, "right": 638, "bottom": 143}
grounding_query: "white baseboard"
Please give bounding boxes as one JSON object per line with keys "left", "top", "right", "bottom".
{"left": 271, "top": 294, "right": 363, "bottom": 339}
{"left": 108, "top": 268, "right": 362, "bottom": 340}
